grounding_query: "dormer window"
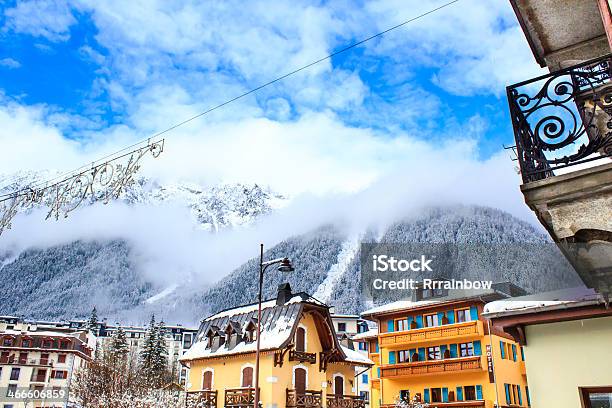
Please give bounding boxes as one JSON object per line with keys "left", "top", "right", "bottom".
{"left": 244, "top": 319, "right": 257, "bottom": 343}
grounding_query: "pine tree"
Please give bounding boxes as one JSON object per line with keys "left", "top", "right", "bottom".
{"left": 110, "top": 326, "right": 130, "bottom": 359}
{"left": 140, "top": 315, "right": 158, "bottom": 386}
{"left": 87, "top": 306, "right": 99, "bottom": 334}
{"left": 153, "top": 320, "right": 169, "bottom": 386}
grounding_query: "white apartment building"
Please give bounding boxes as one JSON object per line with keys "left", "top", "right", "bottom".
{"left": 0, "top": 316, "right": 95, "bottom": 408}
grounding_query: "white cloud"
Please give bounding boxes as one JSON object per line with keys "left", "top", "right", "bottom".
{"left": 3, "top": 0, "right": 76, "bottom": 42}
{"left": 0, "top": 58, "right": 20, "bottom": 69}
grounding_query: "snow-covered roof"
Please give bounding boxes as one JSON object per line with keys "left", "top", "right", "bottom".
{"left": 361, "top": 288, "right": 501, "bottom": 317}
{"left": 483, "top": 286, "right": 606, "bottom": 317}
{"left": 340, "top": 345, "right": 374, "bottom": 366}
{"left": 181, "top": 292, "right": 337, "bottom": 362}
{"left": 351, "top": 328, "right": 378, "bottom": 341}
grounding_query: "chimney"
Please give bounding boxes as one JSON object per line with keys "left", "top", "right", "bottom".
{"left": 276, "top": 283, "right": 293, "bottom": 306}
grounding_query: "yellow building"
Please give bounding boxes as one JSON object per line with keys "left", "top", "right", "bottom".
{"left": 361, "top": 283, "right": 529, "bottom": 408}
{"left": 484, "top": 287, "right": 612, "bottom": 408}
{"left": 180, "top": 284, "right": 373, "bottom": 408}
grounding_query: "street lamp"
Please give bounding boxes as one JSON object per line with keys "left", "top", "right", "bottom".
{"left": 254, "top": 243, "right": 294, "bottom": 408}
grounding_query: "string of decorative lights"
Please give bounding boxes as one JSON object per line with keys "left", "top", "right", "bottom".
{"left": 0, "top": 0, "right": 459, "bottom": 235}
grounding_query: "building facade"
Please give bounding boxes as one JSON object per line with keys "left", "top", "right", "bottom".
{"left": 484, "top": 287, "right": 612, "bottom": 408}
{"left": 361, "top": 284, "right": 528, "bottom": 408}
{"left": 0, "top": 317, "right": 94, "bottom": 408}
{"left": 180, "top": 284, "right": 373, "bottom": 408}
{"left": 331, "top": 313, "right": 375, "bottom": 407}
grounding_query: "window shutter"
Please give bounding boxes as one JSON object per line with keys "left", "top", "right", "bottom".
{"left": 456, "top": 387, "right": 463, "bottom": 401}
{"left": 437, "top": 312, "right": 445, "bottom": 324}
{"left": 505, "top": 384, "right": 511, "bottom": 405}
{"left": 469, "top": 306, "right": 478, "bottom": 321}
{"left": 424, "top": 389, "right": 430, "bottom": 403}
{"left": 440, "top": 344, "right": 448, "bottom": 358}
{"left": 476, "top": 385, "right": 482, "bottom": 400}
{"left": 449, "top": 344, "right": 458, "bottom": 358}
{"left": 500, "top": 341, "right": 506, "bottom": 358}
{"left": 518, "top": 385, "right": 523, "bottom": 406}
{"left": 473, "top": 340, "right": 482, "bottom": 356}
{"left": 387, "top": 320, "right": 395, "bottom": 332}
{"left": 442, "top": 388, "right": 449, "bottom": 402}
{"left": 388, "top": 351, "right": 396, "bottom": 364}
{"left": 407, "top": 317, "right": 414, "bottom": 330}
{"left": 446, "top": 310, "right": 455, "bottom": 324}
{"left": 377, "top": 367, "right": 380, "bottom": 377}
{"left": 409, "top": 349, "right": 416, "bottom": 362}
{"left": 375, "top": 342, "right": 379, "bottom": 353}
{"left": 418, "top": 348, "right": 425, "bottom": 361}
{"left": 512, "top": 344, "right": 517, "bottom": 361}
{"left": 415, "top": 315, "right": 423, "bottom": 328}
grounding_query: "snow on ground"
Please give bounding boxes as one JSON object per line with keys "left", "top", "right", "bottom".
{"left": 313, "top": 234, "right": 361, "bottom": 303}
{"left": 145, "top": 284, "right": 178, "bottom": 304}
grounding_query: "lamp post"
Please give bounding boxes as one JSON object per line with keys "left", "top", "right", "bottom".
{"left": 254, "top": 243, "right": 294, "bottom": 408}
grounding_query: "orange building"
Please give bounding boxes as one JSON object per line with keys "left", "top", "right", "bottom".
{"left": 360, "top": 282, "right": 529, "bottom": 408}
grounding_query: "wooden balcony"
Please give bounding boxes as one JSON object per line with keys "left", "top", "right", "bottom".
{"left": 225, "top": 388, "right": 257, "bottom": 408}
{"left": 326, "top": 395, "right": 366, "bottom": 408}
{"left": 380, "top": 356, "right": 483, "bottom": 378}
{"left": 286, "top": 389, "right": 323, "bottom": 408}
{"left": 187, "top": 390, "right": 218, "bottom": 408}
{"left": 379, "top": 320, "right": 484, "bottom": 347}
{"left": 382, "top": 401, "right": 484, "bottom": 408}
{"left": 289, "top": 350, "right": 317, "bottom": 364}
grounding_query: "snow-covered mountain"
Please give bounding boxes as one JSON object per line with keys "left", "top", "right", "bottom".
{"left": 0, "top": 172, "right": 583, "bottom": 325}
{"left": 0, "top": 171, "right": 287, "bottom": 232}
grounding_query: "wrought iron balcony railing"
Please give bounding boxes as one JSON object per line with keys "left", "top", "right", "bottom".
{"left": 507, "top": 54, "right": 612, "bottom": 183}
{"left": 286, "top": 389, "right": 323, "bottom": 408}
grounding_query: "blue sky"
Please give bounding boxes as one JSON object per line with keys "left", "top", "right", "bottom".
{"left": 0, "top": 0, "right": 543, "bottom": 196}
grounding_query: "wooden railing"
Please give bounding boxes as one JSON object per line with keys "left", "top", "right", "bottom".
{"left": 382, "top": 402, "right": 484, "bottom": 408}
{"left": 379, "top": 320, "right": 483, "bottom": 346}
{"left": 326, "top": 395, "right": 365, "bottom": 408}
{"left": 187, "top": 390, "right": 218, "bottom": 408}
{"left": 225, "top": 388, "right": 257, "bottom": 408}
{"left": 380, "top": 356, "right": 483, "bottom": 378}
{"left": 0, "top": 356, "right": 53, "bottom": 366}
{"left": 289, "top": 350, "right": 317, "bottom": 364}
{"left": 286, "top": 389, "right": 323, "bottom": 408}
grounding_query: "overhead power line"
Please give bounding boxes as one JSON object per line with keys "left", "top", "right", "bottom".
{"left": 2, "top": 0, "right": 459, "bottom": 198}
{"left": 0, "top": 0, "right": 460, "bottom": 235}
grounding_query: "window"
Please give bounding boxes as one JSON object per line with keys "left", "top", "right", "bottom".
{"left": 358, "top": 342, "right": 367, "bottom": 351}
{"left": 51, "top": 370, "right": 67, "bottom": 380}
{"left": 202, "top": 370, "right": 213, "bottom": 390}
{"left": 424, "top": 314, "right": 439, "bottom": 327}
{"left": 3, "top": 338, "right": 13, "bottom": 346}
{"left": 400, "top": 390, "right": 410, "bottom": 403}
{"left": 427, "top": 346, "right": 441, "bottom": 360}
{"left": 456, "top": 308, "right": 471, "bottom": 323}
{"left": 58, "top": 354, "right": 67, "bottom": 363}
{"left": 40, "top": 353, "right": 49, "bottom": 365}
{"left": 295, "top": 327, "right": 306, "bottom": 352}
{"left": 398, "top": 350, "right": 410, "bottom": 363}
{"left": 459, "top": 342, "right": 474, "bottom": 357}
{"left": 337, "top": 322, "right": 346, "bottom": 332}
{"left": 10, "top": 368, "right": 20, "bottom": 381}
{"left": 396, "top": 319, "right": 409, "bottom": 331}
{"left": 464, "top": 386, "right": 476, "bottom": 401}
{"left": 18, "top": 353, "right": 27, "bottom": 364}
{"left": 361, "top": 374, "right": 368, "bottom": 383}
{"left": 360, "top": 391, "right": 369, "bottom": 402}
{"left": 21, "top": 339, "right": 31, "bottom": 347}
{"left": 241, "top": 366, "right": 254, "bottom": 388}
{"left": 431, "top": 388, "right": 442, "bottom": 403}
{"left": 6, "top": 384, "right": 17, "bottom": 397}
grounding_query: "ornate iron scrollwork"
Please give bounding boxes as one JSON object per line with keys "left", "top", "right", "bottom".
{"left": 507, "top": 54, "right": 612, "bottom": 183}
{"left": 0, "top": 139, "right": 164, "bottom": 236}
